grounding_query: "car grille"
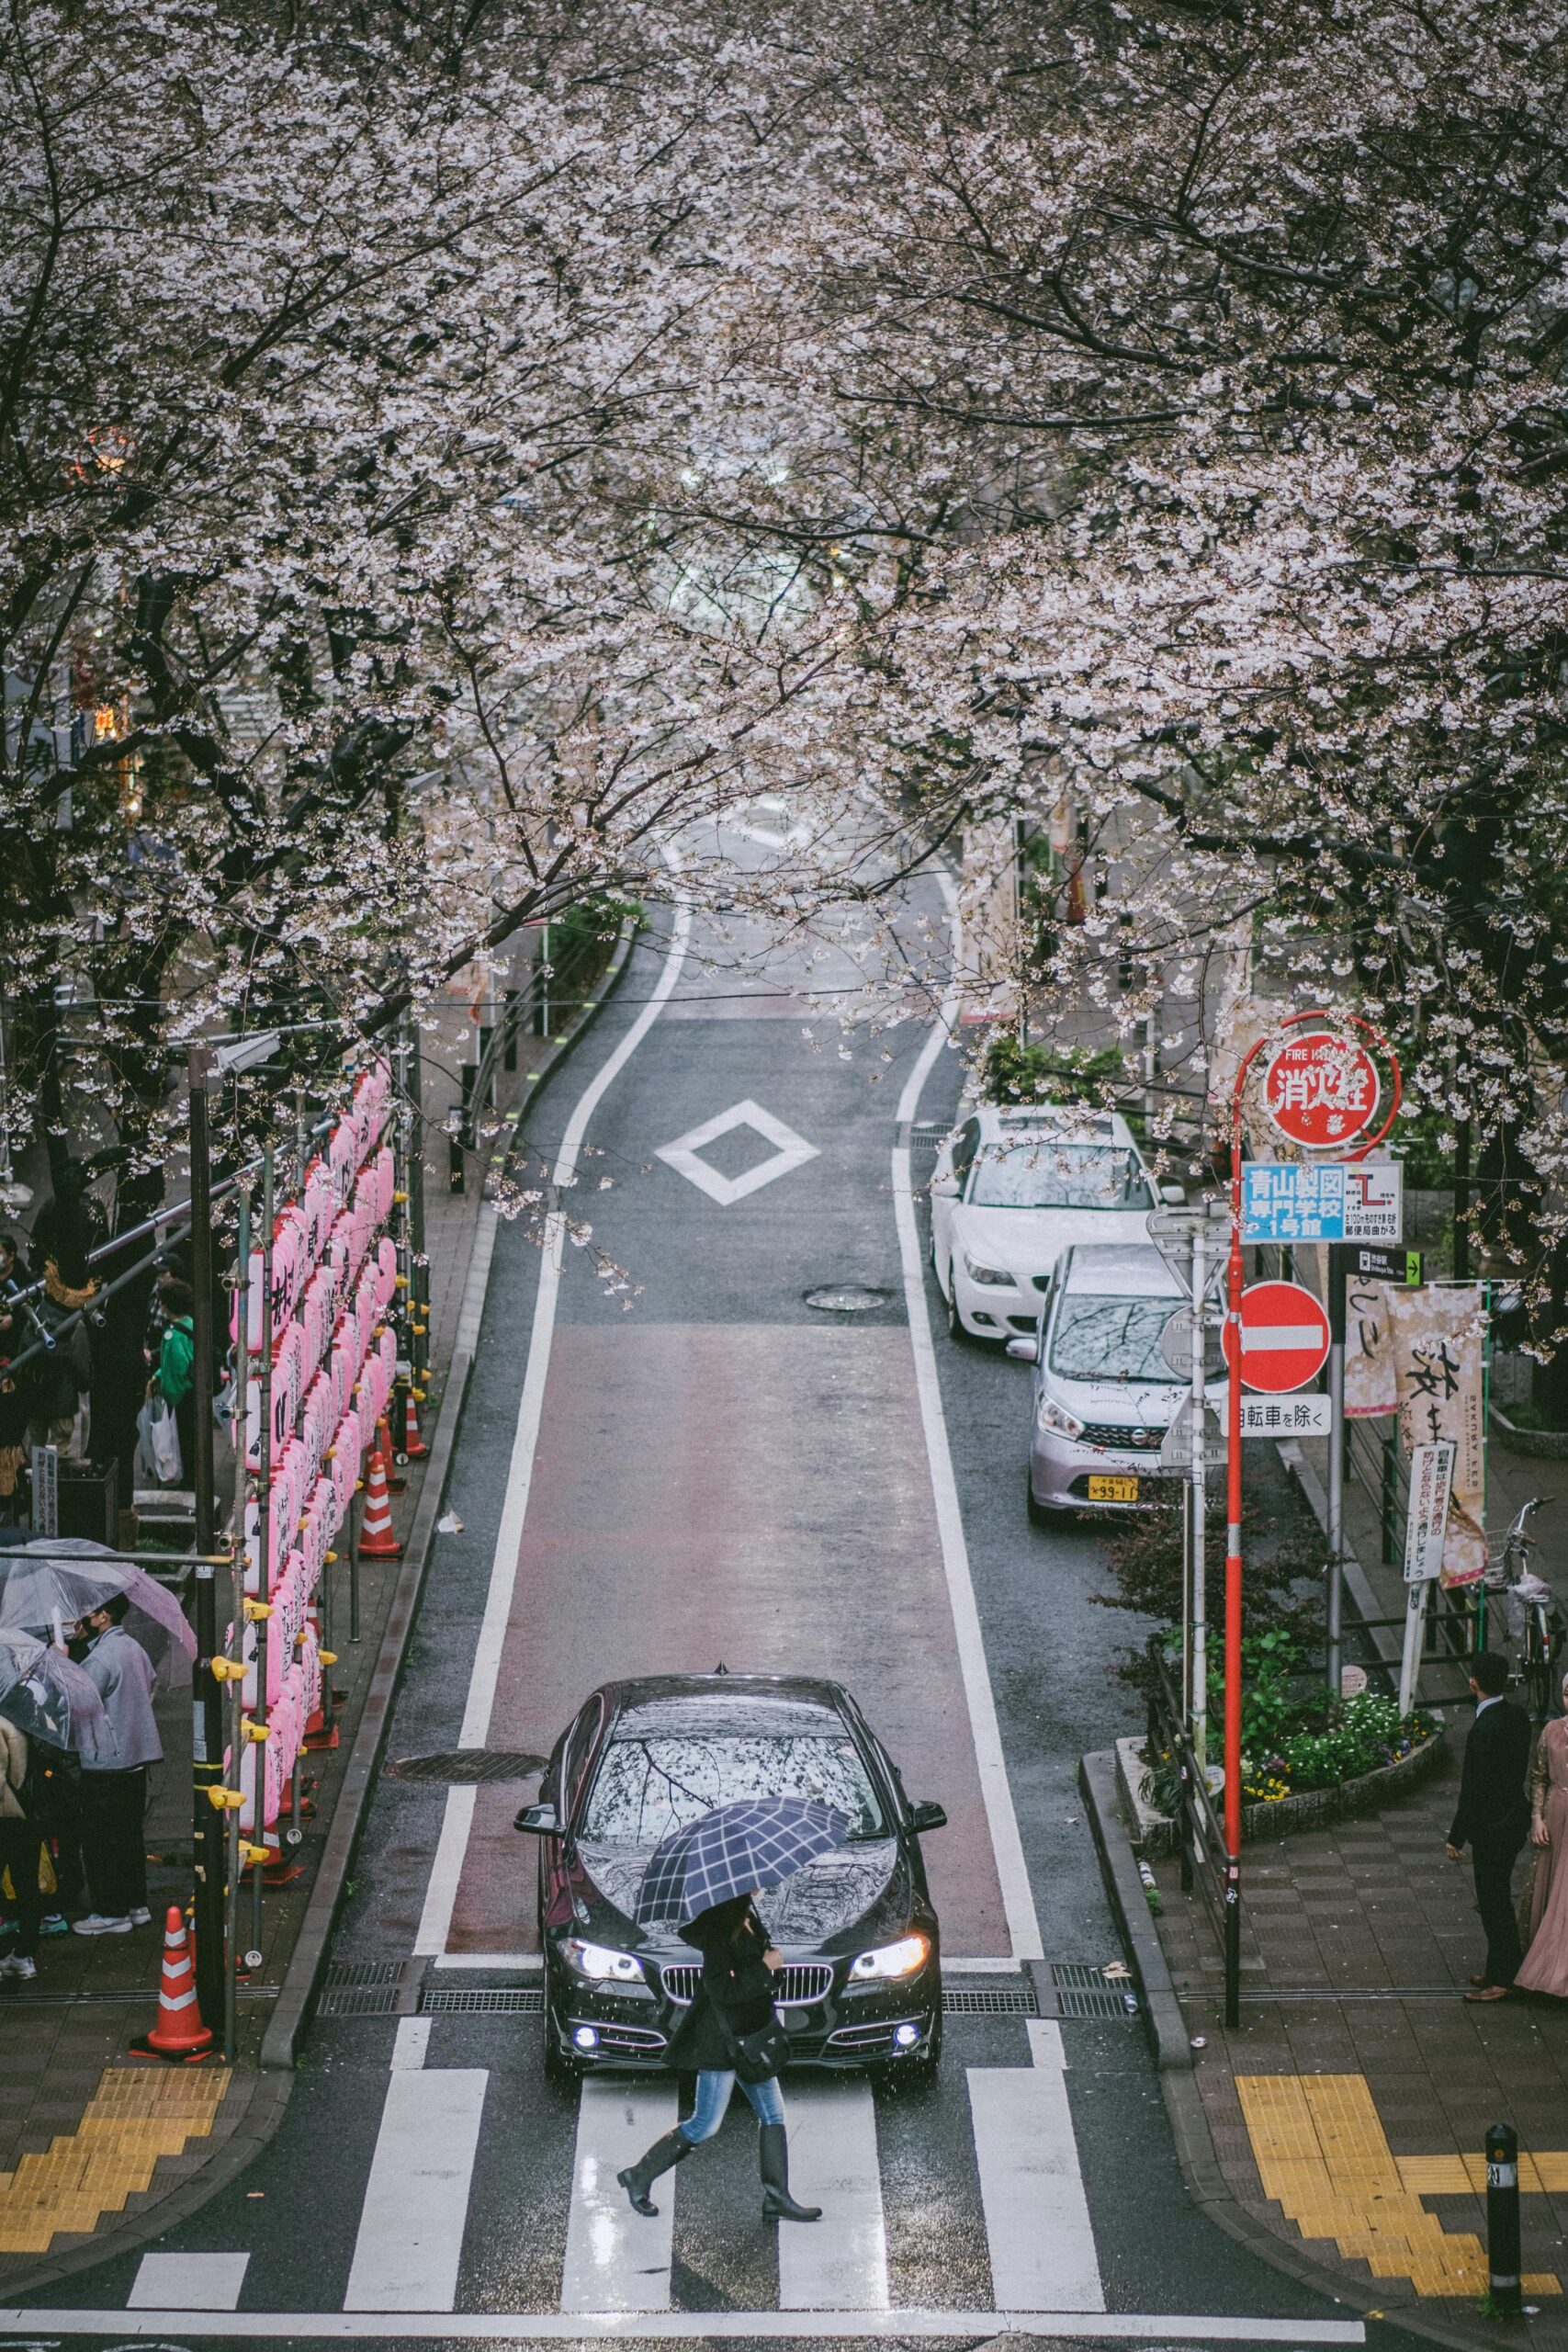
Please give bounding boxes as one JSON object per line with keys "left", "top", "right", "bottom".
{"left": 660, "top": 1961, "right": 834, "bottom": 2007}
{"left": 1031, "top": 1274, "right": 1052, "bottom": 1293}
{"left": 1077, "top": 1419, "right": 1166, "bottom": 1451}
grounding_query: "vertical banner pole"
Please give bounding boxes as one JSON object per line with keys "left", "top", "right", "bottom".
{"left": 1190, "top": 1222, "right": 1208, "bottom": 1768}
{"left": 1326, "top": 1244, "right": 1347, "bottom": 1695}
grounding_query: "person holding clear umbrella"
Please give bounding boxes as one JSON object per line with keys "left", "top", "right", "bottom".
{"left": 72, "top": 1596, "right": 162, "bottom": 1935}
{"left": 0, "top": 1628, "right": 109, "bottom": 1977}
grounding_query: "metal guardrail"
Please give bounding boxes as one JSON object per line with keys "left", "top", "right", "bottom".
{"left": 457, "top": 926, "right": 611, "bottom": 1160}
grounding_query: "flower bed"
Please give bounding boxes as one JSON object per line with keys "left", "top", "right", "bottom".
{"left": 1124, "top": 1713, "right": 1448, "bottom": 1856}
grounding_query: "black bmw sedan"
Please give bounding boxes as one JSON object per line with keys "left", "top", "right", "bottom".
{"left": 514, "top": 1673, "right": 946, "bottom": 2078}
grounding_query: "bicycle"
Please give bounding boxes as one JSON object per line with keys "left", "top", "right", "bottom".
{"left": 1484, "top": 1496, "right": 1564, "bottom": 1722}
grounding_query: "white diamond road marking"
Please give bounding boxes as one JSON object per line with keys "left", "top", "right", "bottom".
{"left": 656, "top": 1098, "right": 819, "bottom": 1206}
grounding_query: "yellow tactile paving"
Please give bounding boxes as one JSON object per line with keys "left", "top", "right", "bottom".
{"left": 1399, "top": 2154, "right": 1568, "bottom": 2196}
{"left": 1236, "top": 2074, "right": 1562, "bottom": 2301}
{"left": 0, "top": 2065, "right": 230, "bottom": 2254}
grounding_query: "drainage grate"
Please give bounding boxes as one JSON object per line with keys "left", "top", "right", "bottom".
{"left": 383, "top": 1749, "right": 547, "bottom": 1783}
{"left": 422, "top": 1987, "right": 546, "bottom": 2015}
{"left": 1052, "top": 1962, "right": 1139, "bottom": 2020}
{"left": 942, "top": 1985, "right": 1037, "bottom": 2016}
{"left": 325, "top": 1959, "right": 404, "bottom": 1987}
{"left": 318, "top": 1986, "right": 402, "bottom": 2018}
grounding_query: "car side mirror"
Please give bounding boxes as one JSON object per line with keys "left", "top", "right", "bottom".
{"left": 513, "top": 1802, "right": 562, "bottom": 1837}
{"left": 1158, "top": 1182, "right": 1188, "bottom": 1205}
{"left": 1006, "top": 1336, "right": 1038, "bottom": 1363}
{"left": 930, "top": 1172, "right": 959, "bottom": 1198}
{"left": 908, "top": 1800, "right": 948, "bottom": 1834}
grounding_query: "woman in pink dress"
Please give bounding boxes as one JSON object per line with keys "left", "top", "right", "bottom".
{"left": 1516, "top": 1679, "right": 1568, "bottom": 1999}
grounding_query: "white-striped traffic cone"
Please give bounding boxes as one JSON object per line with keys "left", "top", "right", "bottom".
{"left": 130, "top": 1906, "right": 214, "bottom": 2061}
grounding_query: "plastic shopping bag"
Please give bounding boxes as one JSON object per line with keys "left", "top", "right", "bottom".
{"left": 140, "top": 1392, "right": 183, "bottom": 1486}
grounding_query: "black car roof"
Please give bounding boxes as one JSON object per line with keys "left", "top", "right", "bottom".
{"left": 592, "top": 1674, "right": 854, "bottom": 1740}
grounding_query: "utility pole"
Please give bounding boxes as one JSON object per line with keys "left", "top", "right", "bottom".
{"left": 186, "top": 1044, "right": 225, "bottom": 2036}
{"left": 1326, "top": 1247, "right": 1348, "bottom": 1697}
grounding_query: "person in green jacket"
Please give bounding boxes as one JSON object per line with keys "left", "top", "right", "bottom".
{"left": 152, "top": 1279, "right": 196, "bottom": 1487}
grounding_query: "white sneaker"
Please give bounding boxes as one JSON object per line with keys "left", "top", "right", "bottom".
{"left": 72, "top": 1913, "right": 133, "bottom": 1936}
{"left": 127, "top": 1907, "right": 152, "bottom": 1927}
{"left": 1, "top": 1953, "right": 37, "bottom": 1980}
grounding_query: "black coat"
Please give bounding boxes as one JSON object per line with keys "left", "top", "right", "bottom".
{"left": 664, "top": 1896, "right": 777, "bottom": 2073}
{"left": 1450, "top": 1698, "right": 1531, "bottom": 1849}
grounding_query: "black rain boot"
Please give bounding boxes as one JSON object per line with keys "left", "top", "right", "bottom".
{"left": 617, "top": 2128, "right": 693, "bottom": 2216}
{"left": 760, "top": 2120, "right": 821, "bottom": 2222}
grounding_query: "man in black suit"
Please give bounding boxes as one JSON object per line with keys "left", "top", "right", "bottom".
{"left": 1445, "top": 1650, "right": 1532, "bottom": 2001}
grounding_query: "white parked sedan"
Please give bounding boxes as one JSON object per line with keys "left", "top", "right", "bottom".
{"left": 930, "top": 1103, "right": 1181, "bottom": 1342}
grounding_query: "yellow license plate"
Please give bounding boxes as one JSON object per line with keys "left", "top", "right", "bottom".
{"left": 1087, "top": 1475, "right": 1140, "bottom": 1502}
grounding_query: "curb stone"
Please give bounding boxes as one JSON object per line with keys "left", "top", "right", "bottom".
{"left": 1082, "top": 1746, "right": 1543, "bottom": 2352}
{"left": 1, "top": 919, "right": 640, "bottom": 2301}
{"left": 1079, "top": 1747, "right": 1190, "bottom": 2073}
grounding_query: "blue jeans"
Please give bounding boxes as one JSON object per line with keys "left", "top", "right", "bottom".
{"left": 679, "top": 2069, "right": 784, "bottom": 2143}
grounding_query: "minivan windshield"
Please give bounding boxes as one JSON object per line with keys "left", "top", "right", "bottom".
{"left": 1050, "top": 1295, "right": 1184, "bottom": 1384}
{"left": 581, "top": 1734, "right": 886, "bottom": 1847}
{"left": 969, "top": 1141, "right": 1153, "bottom": 1211}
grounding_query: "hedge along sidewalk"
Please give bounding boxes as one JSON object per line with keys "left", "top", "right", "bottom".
{"left": 0, "top": 921, "right": 638, "bottom": 2305}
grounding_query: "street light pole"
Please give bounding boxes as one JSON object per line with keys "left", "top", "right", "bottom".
{"left": 186, "top": 1043, "right": 225, "bottom": 2037}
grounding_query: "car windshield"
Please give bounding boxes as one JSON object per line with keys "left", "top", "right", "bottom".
{"left": 1050, "top": 1295, "right": 1183, "bottom": 1383}
{"left": 969, "top": 1140, "right": 1152, "bottom": 1211}
{"left": 581, "top": 1733, "right": 886, "bottom": 1847}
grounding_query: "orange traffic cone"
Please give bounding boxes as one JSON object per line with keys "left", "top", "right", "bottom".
{"left": 358, "top": 1450, "right": 402, "bottom": 1559}
{"left": 377, "top": 1416, "right": 406, "bottom": 1492}
{"left": 130, "top": 1907, "right": 214, "bottom": 2062}
{"left": 401, "top": 1385, "right": 428, "bottom": 1461}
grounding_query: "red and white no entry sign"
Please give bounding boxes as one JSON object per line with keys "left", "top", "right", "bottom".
{"left": 1222, "top": 1280, "right": 1331, "bottom": 1394}
{"left": 1263, "top": 1033, "right": 1379, "bottom": 1148}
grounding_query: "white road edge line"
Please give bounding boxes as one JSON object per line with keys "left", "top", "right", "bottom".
{"left": 414, "top": 874, "right": 693, "bottom": 1958}
{"left": 891, "top": 953, "right": 1044, "bottom": 1964}
{"left": 29, "top": 2309, "right": 1366, "bottom": 2340}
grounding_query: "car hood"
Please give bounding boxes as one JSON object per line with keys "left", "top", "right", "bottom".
{"left": 570, "top": 1839, "right": 911, "bottom": 1957}
{"left": 953, "top": 1204, "right": 1151, "bottom": 1281}
{"left": 1047, "top": 1373, "right": 1187, "bottom": 1427}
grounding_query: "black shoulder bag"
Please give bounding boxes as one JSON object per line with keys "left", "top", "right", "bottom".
{"left": 713, "top": 1998, "right": 791, "bottom": 2086}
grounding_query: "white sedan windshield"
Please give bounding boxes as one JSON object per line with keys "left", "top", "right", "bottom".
{"left": 1050, "top": 1295, "right": 1182, "bottom": 1383}
{"left": 969, "top": 1141, "right": 1152, "bottom": 1211}
{"left": 581, "top": 1734, "right": 886, "bottom": 1846}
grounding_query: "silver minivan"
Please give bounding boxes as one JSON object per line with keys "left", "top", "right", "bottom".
{"left": 1011, "top": 1242, "right": 1187, "bottom": 1521}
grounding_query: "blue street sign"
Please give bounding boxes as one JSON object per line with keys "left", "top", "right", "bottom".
{"left": 1241, "top": 1160, "right": 1403, "bottom": 1244}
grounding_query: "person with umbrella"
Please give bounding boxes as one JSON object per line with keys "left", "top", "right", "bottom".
{"left": 0, "top": 1628, "right": 110, "bottom": 1979}
{"left": 69, "top": 1593, "right": 164, "bottom": 1934}
{"left": 617, "top": 1797, "right": 849, "bottom": 2226}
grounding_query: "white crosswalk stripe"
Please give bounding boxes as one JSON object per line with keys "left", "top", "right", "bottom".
{"left": 344, "top": 2018, "right": 488, "bottom": 2312}
{"left": 776, "top": 2080, "right": 889, "bottom": 2311}
{"left": 559, "top": 2077, "right": 679, "bottom": 2312}
{"left": 967, "top": 2019, "right": 1104, "bottom": 2313}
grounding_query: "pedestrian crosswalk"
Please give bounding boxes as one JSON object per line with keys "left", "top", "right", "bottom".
{"left": 62, "top": 2008, "right": 1358, "bottom": 2343}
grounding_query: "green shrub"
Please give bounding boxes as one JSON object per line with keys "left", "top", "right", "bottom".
{"left": 979, "top": 1033, "right": 1126, "bottom": 1108}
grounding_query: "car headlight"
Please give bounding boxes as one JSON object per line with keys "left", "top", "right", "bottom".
{"left": 964, "top": 1255, "right": 1012, "bottom": 1286}
{"left": 560, "top": 1938, "right": 647, "bottom": 1984}
{"left": 849, "top": 1933, "right": 931, "bottom": 1981}
{"left": 1037, "top": 1391, "right": 1085, "bottom": 1440}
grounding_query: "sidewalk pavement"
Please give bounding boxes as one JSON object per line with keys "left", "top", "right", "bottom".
{"left": 1140, "top": 1712, "right": 1568, "bottom": 2352}
{"left": 1099, "top": 1416, "right": 1568, "bottom": 2352}
{"left": 0, "top": 924, "right": 631, "bottom": 2292}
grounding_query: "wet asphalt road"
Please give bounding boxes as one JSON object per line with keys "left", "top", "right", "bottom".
{"left": 5, "top": 874, "right": 1419, "bottom": 2352}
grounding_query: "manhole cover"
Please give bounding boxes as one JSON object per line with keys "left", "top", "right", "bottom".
{"left": 384, "top": 1750, "right": 547, "bottom": 1783}
{"left": 803, "top": 1285, "right": 891, "bottom": 1314}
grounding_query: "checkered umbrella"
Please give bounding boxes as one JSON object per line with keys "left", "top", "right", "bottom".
{"left": 635, "top": 1797, "right": 852, "bottom": 1929}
